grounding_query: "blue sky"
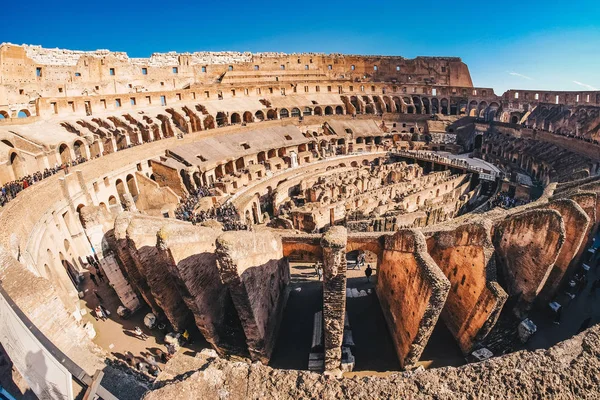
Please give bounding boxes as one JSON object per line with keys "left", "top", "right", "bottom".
{"left": 2, "top": 1, "right": 599, "bottom": 94}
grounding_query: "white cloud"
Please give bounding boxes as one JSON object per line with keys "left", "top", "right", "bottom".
{"left": 573, "top": 80, "right": 598, "bottom": 90}
{"left": 508, "top": 71, "right": 533, "bottom": 80}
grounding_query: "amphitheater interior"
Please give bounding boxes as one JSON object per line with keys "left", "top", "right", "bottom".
{"left": 0, "top": 43, "right": 600, "bottom": 399}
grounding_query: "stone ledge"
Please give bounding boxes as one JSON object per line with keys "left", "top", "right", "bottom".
{"left": 143, "top": 323, "right": 600, "bottom": 399}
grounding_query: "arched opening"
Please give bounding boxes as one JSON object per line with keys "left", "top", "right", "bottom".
{"left": 278, "top": 148, "right": 287, "bottom": 157}
{"left": 334, "top": 105, "right": 344, "bottom": 115}
{"left": 180, "top": 169, "right": 193, "bottom": 191}
{"left": 243, "top": 111, "right": 253, "bottom": 123}
{"left": 351, "top": 96, "right": 361, "bottom": 114}
{"left": 468, "top": 100, "right": 478, "bottom": 116}
{"left": 303, "top": 107, "right": 312, "bottom": 116}
{"left": 412, "top": 97, "right": 422, "bottom": 114}
{"left": 99, "top": 202, "right": 108, "bottom": 213}
{"left": 478, "top": 102, "right": 488, "bottom": 118}
{"left": 440, "top": 98, "right": 449, "bottom": 115}
{"left": 314, "top": 107, "right": 323, "bottom": 116}
{"left": 431, "top": 98, "right": 439, "bottom": 114}
{"left": 487, "top": 102, "right": 500, "bottom": 121}
{"left": 204, "top": 115, "right": 216, "bottom": 130}
{"left": 255, "top": 110, "right": 265, "bottom": 121}
{"left": 0, "top": 110, "right": 9, "bottom": 119}
{"left": 115, "top": 179, "right": 127, "bottom": 198}
{"left": 324, "top": 106, "right": 333, "bottom": 115}
{"left": 59, "top": 143, "right": 72, "bottom": 164}
{"left": 225, "top": 161, "right": 235, "bottom": 175}
{"left": 458, "top": 100, "right": 468, "bottom": 115}
{"left": 235, "top": 157, "right": 245, "bottom": 170}
{"left": 126, "top": 174, "right": 139, "bottom": 197}
{"left": 280, "top": 108, "right": 289, "bottom": 119}
{"left": 267, "top": 109, "right": 277, "bottom": 120}
{"left": 10, "top": 152, "right": 25, "bottom": 179}
{"left": 258, "top": 151, "right": 266, "bottom": 163}
{"left": 450, "top": 101, "right": 458, "bottom": 115}
{"left": 291, "top": 108, "right": 301, "bottom": 118}
{"left": 511, "top": 115, "right": 519, "bottom": 124}
{"left": 108, "top": 196, "right": 117, "bottom": 206}
{"left": 215, "top": 165, "right": 224, "bottom": 179}
{"left": 216, "top": 112, "right": 227, "bottom": 127}
{"left": 73, "top": 140, "right": 85, "bottom": 159}
{"left": 17, "top": 109, "right": 30, "bottom": 118}
{"left": 231, "top": 113, "right": 241, "bottom": 124}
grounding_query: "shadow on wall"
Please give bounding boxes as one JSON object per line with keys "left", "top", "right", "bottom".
{"left": 0, "top": 343, "right": 36, "bottom": 399}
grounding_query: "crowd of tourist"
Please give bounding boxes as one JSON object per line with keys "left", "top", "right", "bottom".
{"left": 175, "top": 186, "right": 247, "bottom": 231}
{"left": 490, "top": 191, "right": 529, "bottom": 209}
{"left": 0, "top": 156, "right": 88, "bottom": 206}
{"left": 174, "top": 186, "right": 211, "bottom": 220}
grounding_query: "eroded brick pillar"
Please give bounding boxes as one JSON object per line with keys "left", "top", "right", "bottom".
{"left": 321, "top": 226, "right": 348, "bottom": 372}
{"left": 215, "top": 230, "right": 290, "bottom": 364}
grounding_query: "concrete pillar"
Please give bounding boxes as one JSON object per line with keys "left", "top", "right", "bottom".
{"left": 321, "top": 226, "right": 348, "bottom": 373}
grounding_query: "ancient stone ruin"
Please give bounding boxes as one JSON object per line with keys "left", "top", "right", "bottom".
{"left": 0, "top": 43, "right": 599, "bottom": 399}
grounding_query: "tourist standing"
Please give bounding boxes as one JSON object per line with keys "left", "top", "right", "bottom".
{"left": 89, "top": 272, "right": 98, "bottom": 286}
{"left": 365, "top": 265, "right": 373, "bottom": 282}
{"left": 316, "top": 264, "right": 323, "bottom": 281}
{"left": 134, "top": 326, "right": 147, "bottom": 340}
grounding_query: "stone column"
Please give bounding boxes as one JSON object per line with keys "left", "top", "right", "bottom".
{"left": 321, "top": 226, "right": 348, "bottom": 373}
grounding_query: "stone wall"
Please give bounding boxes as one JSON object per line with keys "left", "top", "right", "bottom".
{"left": 426, "top": 221, "right": 507, "bottom": 353}
{"left": 538, "top": 199, "right": 590, "bottom": 300}
{"left": 492, "top": 209, "right": 565, "bottom": 307}
{"left": 117, "top": 214, "right": 193, "bottom": 331}
{"left": 134, "top": 172, "right": 180, "bottom": 217}
{"left": 215, "top": 229, "right": 290, "bottom": 363}
{"left": 377, "top": 229, "right": 450, "bottom": 368}
{"left": 155, "top": 222, "right": 238, "bottom": 354}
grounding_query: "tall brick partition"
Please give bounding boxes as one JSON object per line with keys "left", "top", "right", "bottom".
{"left": 377, "top": 229, "right": 450, "bottom": 369}
{"left": 156, "top": 222, "right": 244, "bottom": 356}
{"left": 320, "top": 226, "right": 348, "bottom": 372}
{"left": 215, "top": 229, "right": 290, "bottom": 363}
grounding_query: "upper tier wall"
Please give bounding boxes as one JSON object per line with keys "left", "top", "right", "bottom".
{"left": 0, "top": 43, "right": 473, "bottom": 106}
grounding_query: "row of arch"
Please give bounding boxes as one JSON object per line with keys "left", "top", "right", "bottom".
{"left": 0, "top": 109, "right": 31, "bottom": 119}
{"left": 215, "top": 105, "right": 346, "bottom": 126}
{"left": 347, "top": 95, "right": 501, "bottom": 120}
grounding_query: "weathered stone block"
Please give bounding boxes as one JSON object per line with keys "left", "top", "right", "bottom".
{"left": 377, "top": 229, "right": 450, "bottom": 369}
{"left": 156, "top": 222, "right": 247, "bottom": 356}
{"left": 426, "top": 220, "right": 507, "bottom": 353}
{"left": 539, "top": 199, "right": 589, "bottom": 300}
{"left": 123, "top": 214, "right": 193, "bottom": 331}
{"left": 215, "top": 229, "right": 290, "bottom": 363}
{"left": 493, "top": 209, "right": 565, "bottom": 308}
